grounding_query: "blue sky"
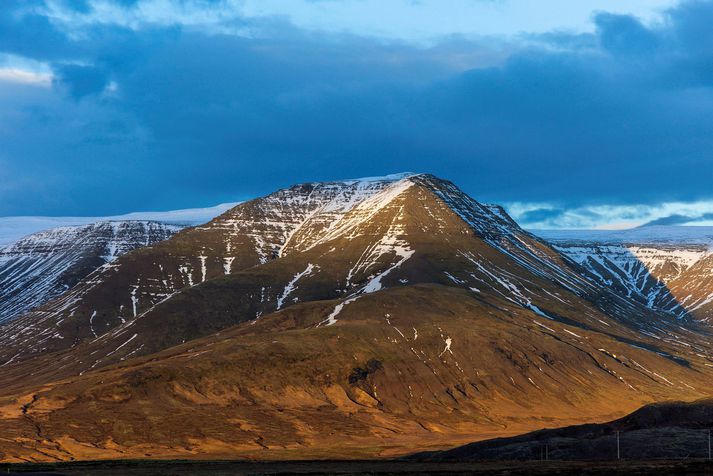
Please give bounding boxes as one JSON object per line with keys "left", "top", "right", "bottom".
{"left": 1, "top": 0, "right": 713, "bottom": 228}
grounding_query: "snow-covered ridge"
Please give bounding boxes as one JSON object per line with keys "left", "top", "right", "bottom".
{"left": 0, "top": 221, "right": 181, "bottom": 323}
{"left": 2, "top": 176, "right": 418, "bottom": 347}
{"left": 536, "top": 226, "right": 713, "bottom": 320}
{"left": 336, "top": 172, "right": 418, "bottom": 184}
{"left": 206, "top": 173, "right": 422, "bottom": 261}
{"left": 295, "top": 177, "right": 417, "bottom": 251}
{"left": 0, "top": 177, "right": 413, "bottom": 249}
{"left": 0, "top": 202, "right": 238, "bottom": 247}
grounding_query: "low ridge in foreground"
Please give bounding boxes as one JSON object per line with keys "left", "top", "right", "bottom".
{"left": 2, "top": 173, "right": 713, "bottom": 462}
{"left": 415, "top": 398, "right": 713, "bottom": 461}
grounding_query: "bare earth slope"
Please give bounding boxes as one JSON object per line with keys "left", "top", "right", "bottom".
{"left": 2, "top": 174, "right": 713, "bottom": 462}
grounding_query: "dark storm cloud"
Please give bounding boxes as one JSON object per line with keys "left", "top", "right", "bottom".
{"left": 53, "top": 64, "right": 110, "bottom": 99}
{"left": 1, "top": 0, "right": 713, "bottom": 216}
{"left": 518, "top": 208, "right": 569, "bottom": 224}
{"left": 0, "top": 2, "right": 71, "bottom": 61}
{"left": 595, "top": 13, "right": 661, "bottom": 55}
{"left": 642, "top": 212, "right": 713, "bottom": 226}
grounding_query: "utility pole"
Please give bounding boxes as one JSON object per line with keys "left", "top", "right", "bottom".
{"left": 708, "top": 429, "right": 711, "bottom": 461}
{"left": 617, "top": 431, "right": 620, "bottom": 460}
{"left": 546, "top": 443, "right": 549, "bottom": 461}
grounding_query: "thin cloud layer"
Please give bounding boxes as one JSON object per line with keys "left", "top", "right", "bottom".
{"left": 0, "top": 0, "right": 712, "bottom": 224}
{"left": 509, "top": 200, "right": 713, "bottom": 229}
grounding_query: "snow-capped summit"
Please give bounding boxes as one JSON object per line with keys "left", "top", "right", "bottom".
{"left": 0, "top": 173, "right": 647, "bottom": 366}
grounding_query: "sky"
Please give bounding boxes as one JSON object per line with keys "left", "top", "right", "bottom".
{"left": 1, "top": 0, "right": 713, "bottom": 229}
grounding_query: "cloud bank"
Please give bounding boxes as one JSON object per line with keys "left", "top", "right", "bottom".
{"left": 0, "top": 0, "right": 712, "bottom": 227}
{"left": 507, "top": 200, "right": 713, "bottom": 230}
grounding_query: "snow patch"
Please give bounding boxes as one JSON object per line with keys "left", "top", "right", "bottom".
{"left": 439, "top": 337, "right": 453, "bottom": 357}
{"left": 276, "top": 263, "right": 316, "bottom": 310}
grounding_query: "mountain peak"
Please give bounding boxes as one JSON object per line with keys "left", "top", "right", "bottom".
{"left": 0, "top": 172, "right": 647, "bottom": 373}
{"left": 337, "top": 172, "right": 421, "bottom": 184}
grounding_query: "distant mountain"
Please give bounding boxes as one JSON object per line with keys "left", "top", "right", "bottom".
{"left": 534, "top": 227, "right": 713, "bottom": 321}
{"left": 0, "top": 221, "right": 181, "bottom": 324}
{"left": 639, "top": 213, "right": 713, "bottom": 227}
{"left": 533, "top": 225, "right": 713, "bottom": 245}
{"left": 0, "top": 202, "right": 238, "bottom": 247}
{"left": 1, "top": 175, "right": 713, "bottom": 462}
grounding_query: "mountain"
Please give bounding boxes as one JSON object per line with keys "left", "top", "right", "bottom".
{"left": 0, "top": 202, "right": 238, "bottom": 248}
{"left": 0, "top": 202, "right": 238, "bottom": 324}
{"left": 1, "top": 174, "right": 713, "bottom": 462}
{"left": 415, "top": 398, "right": 713, "bottom": 461}
{"left": 0, "top": 173, "right": 431, "bottom": 363}
{"left": 534, "top": 227, "right": 713, "bottom": 321}
{"left": 0, "top": 221, "right": 181, "bottom": 324}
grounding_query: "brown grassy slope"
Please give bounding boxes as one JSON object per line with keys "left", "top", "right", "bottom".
{"left": 1, "top": 285, "right": 712, "bottom": 462}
